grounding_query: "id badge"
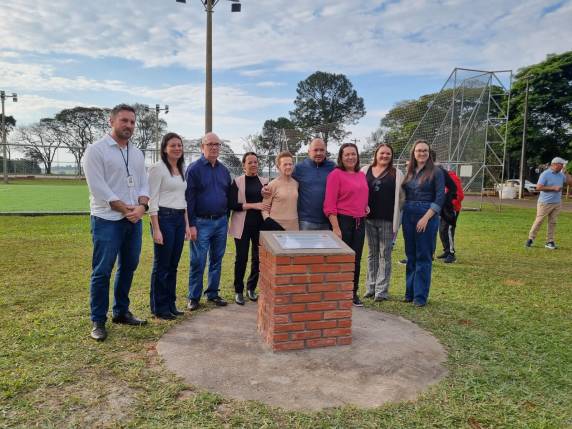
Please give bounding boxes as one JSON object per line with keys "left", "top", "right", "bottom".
{"left": 127, "top": 175, "right": 135, "bottom": 188}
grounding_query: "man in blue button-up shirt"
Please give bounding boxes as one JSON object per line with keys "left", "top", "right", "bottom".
{"left": 185, "top": 132, "right": 231, "bottom": 310}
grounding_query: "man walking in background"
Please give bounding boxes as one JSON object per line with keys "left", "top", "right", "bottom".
{"left": 83, "top": 104, "right": 150, "bottom": 341}
{"left": 526, "top": 157, "right": 567, "bottom": 249}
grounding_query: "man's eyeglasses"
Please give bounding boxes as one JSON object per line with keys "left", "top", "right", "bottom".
{"left": 205, "top": 143, "right": 221, "bottom": 148}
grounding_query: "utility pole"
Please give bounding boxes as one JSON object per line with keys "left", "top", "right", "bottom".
{"left": 176, "top": 0, "right": 242, "bottom": 134}
{"left": 519, "top": 75, "right": 530, "bottom": 199}
{"left": 1, "top": 90, "right": 18, "bottom": 184}
{"left": 153, "top": 104, "right": 169, "bottom": 162}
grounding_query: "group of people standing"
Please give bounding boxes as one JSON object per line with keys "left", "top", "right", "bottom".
{"left": 83, "top": 104, "right": 459, "bottom": 341}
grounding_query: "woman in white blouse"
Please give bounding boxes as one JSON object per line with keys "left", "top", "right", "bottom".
{"left": 148, "top": 132, "right": 191, "bottom": 320}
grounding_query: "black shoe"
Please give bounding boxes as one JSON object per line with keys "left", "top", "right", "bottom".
{"left": 235, "top": 293, "right": 245, "bottom": 305}
{"left": 352, "top": 294, "right": 364, "bottom": 307}
{"left": 170, "top": 308, "right": 185, "bottom": 316}
{"left": 208, "top": 296, "right": 228, "bottom": 307}
{"left": 187, "top": 299, "right": 200, "bottom": 311}
{"left": 374, "top": 295, "right": 388, "bottom": 302}
{"left": 155, "top": 313, "right": 177, "bottom": 320}
{"left": 545, "top": 241, "right": 557, "bottom": 250}
{"left": 436, "top": 252, "right": 448, "bottom": 259}
{"left": 246, "top": 290, "right": 258, "bottom": 302}
{"left": 525, "top": 239, "right": 533, "bottom": 248}
{"left": 403, "top": 298, "right": 413, "bottom": 303}
{"left": 90, "top": 321, "right": 107, "bottom": 341}
{"left": 112, "top": 311, "right": 147, "bottom": 326}
{"left": 443, "top": 253, "right": 456, "bottom": 263}
{"left": 413, "top": 302, "right": 426, "bottom": 307}
{"left": 363, "top": 291, "right": 374, "bottom": 299}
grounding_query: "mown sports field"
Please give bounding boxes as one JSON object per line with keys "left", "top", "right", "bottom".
{"left": 0, "top": 183, "right": 571, "bottom": 428}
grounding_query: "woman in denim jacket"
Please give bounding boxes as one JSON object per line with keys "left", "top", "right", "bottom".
{"left": 401, "top": 139, "right": 445, "bottom": 307}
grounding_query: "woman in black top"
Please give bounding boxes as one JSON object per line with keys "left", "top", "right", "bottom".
{"left": 228, "top": 152, "right": 267, "bottom": 305}
{"left": 361, "top": 144, "right": 404, "bottom": 301}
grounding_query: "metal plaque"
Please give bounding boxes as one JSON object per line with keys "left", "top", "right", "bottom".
{"left": 273, "top": 233, "right": 341, "bottom": 250}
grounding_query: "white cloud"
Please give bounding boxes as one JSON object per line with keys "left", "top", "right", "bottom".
{"left": 255, "top": 81, "right": 286, "bottom": 88}
{"left": 1, "top": 0, "right": 570, "bottom": 76}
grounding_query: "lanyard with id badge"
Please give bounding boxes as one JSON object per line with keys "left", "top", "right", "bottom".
{"left": 120, "top": 144, "right": 136, "bottom": 202}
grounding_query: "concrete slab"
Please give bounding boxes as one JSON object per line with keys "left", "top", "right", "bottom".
{"left": 157, "top": 305, "right": 448, "bottom": 411}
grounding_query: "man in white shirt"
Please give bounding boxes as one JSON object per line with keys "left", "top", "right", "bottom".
{"left": 83, "top": 104, "right": 150, "bottom": 341}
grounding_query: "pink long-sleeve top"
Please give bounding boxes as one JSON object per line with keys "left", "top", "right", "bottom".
{"left": 323, "top": 168, "right": 369, "bottom": 218}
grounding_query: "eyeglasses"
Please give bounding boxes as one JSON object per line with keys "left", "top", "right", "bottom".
{"left": 205, "top": 143, "right": 221, "bottom": 148}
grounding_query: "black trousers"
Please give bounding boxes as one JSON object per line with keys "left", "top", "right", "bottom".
{"left": 233, "top": 224, "right": 261, "bottom": 294}
{"left": 338, "top": 214, "right": 366, "bottom": 294}
{"left": 439, "top": 211, "right": 459, "bottom": 255}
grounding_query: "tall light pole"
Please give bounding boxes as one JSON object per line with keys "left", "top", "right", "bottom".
{"left": 176, "top": 0, "right": 242, "bottom": 133}
{"left": 519, "top": 75, "right": 531, "bottom": 199}
{"left": 153, "top": 104, "right": 169, "bottom": 162}
{"left": 1, "top": 90, "right": 18, "bottom": 184}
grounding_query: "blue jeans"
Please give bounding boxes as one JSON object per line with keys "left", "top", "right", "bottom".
{"left": 188, "top": 216, "right": 228, "bottom": 301}
{"left": 90, "top": 216, "right": 142, "bottom": 322}
{"left": 150, "top": 208, "right": 186, "bottom": 315}
{"left": 299, "top": 220, "right": 331, "bottom": 231}
{"left": 402, "top": 202, "right": 439, "bottom": 305}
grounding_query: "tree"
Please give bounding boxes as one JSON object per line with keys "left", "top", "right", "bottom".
{"left": 290, "top": 71, "right": 366, "bottom": 144}
{"left": 184, "top": 137, "right": 242, "bottom": 177}
{"left": 1, "top": 115, "right": 16, "bottom": 160}
{"left": 131, "top": 103, "right": 168, "bottom": 156}
{"left": 507, "top": 51, "right": 572, "bottom": 173}
{"left": 53, "top": 107, "right": 110, "bottom": 175}
{"left": 262, "top": 117, "right": 303, "bottom": 155}
{"left": 18, "top": 119, "right": 62, "bottom": 174}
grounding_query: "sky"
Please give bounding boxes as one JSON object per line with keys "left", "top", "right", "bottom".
{"left": 1, "top": 0, "right": 571, "bottom": 154}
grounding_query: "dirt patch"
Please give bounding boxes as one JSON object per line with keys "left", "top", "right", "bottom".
{"left": 157, "top": 305, "right": 448, "bottom": 410}
{"left": 503, "top": 279, "right": 525, "bottom": 287}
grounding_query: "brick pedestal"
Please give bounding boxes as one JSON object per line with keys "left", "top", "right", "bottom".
{"left": 257, "top": 231, "right": 355, "bottom": 351}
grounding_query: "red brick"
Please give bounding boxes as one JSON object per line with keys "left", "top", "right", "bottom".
{"left": 272, "top": 295, "right": 290, "bottom": 305}
{"left": 293, "top": 255, "right": 325, "bottom": 264}
{"left": 337, "top": 337, "right": 352, "bottom": 346}
{"left": 306, "top": 338, "right": 337, "bottom": 348}
{"left": 273, "top": 341, "right": 305, "bottom": 351}
{"left": 323, "top": 328, "right": 352, "bottom": 337}
{"left": 290, "top": 275, "right": 310, "bottom": 284}
{"left": 306, "top": 301, "right": 338, "bottom": 311}
{"left": 274, "top": 322, "right": 305, "bottom": 332}
{"left": 308, "top": 283, "right": 337, "bottom": 293}
{"left": 291, "top": 293, "right": 322, "bottom": 303}
{"left": 324, "top": 310, "right": 352, "bottom": 319}
{"left": 274, "top": 304, "right": 306, "bottom": 314}
{"left": 290, "top": 330, "right": 321, "bottom": 340}
{"left": 323, "top": 291, "right": 353, "bottom": 301}
{"left": 337, "top": 319, "right": 352, "bottom": 328}
{"left": 274, "top": 285, "right": 306, "bottom": 295}
{"left": 272, "top": 314, "right": 290, "bottom": 324}
{"left": 275, "top": 256, "right": 292, "bottom": 265}
{"left": 338, "top": 301, "right": 353, "bottom": 309}
{"left": 306, "top": 320, "right": 337, "bottom": 330}
{"left": 272, "top": 333, "right": 290, "bottom": 342}
{"left": 272, "top": 276, "right": 292, "bottom": 285}
{"left": 337, "top": 282, "right": 354, "bottom": 291}
{"left": 311, "top": 264, "right": 340, "bottom": 273}
{"left": 339, "top": 263, "right": 355, "bottom": 272}
{"left": 308, "top": 274, "right": 324, "bottom": 282}
{"left": 291, "top": 312, "right": 323, "bottom": 322}
{"left": 275, "top": 265, "right": 308, "bottom": 274}
{"left": 326, "top": 254, "right": 354, "bottom": 263}
{"left": 326, "top": 272, "right": 354, "bottom": 282}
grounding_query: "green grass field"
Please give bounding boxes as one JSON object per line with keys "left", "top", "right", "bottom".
{"left": 0, "top": 179, "right": 89, "bottom": 212}
{"left": 1, "top": 206, "right": 571, "bottom": 428}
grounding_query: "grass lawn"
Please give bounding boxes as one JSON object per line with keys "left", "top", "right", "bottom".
{"left": 0, "top": 206, "right": 571, "bottom": 428}
{"left": 0, "top": 179, "right": 89, "bottom": 212}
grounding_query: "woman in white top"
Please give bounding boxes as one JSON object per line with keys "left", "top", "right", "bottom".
{"left": 148, "top": 132, "right": 191, "bottom": 320}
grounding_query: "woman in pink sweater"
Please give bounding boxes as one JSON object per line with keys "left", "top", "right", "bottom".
{"left": 324, "top": 143, "right": 369, "bottom": 306}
